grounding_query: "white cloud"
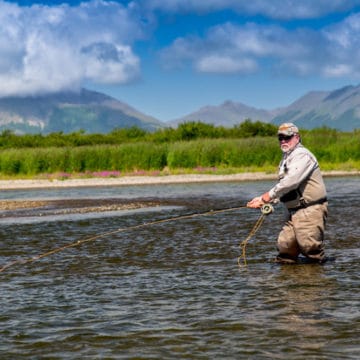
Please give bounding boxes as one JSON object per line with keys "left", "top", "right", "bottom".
{"left": 143, "top": 0, "right": 360, "bottom": 19}
{"left": 82, "top": 43, "right": 140, "bottom": 83}
{"left": 0, "top": 0, "right": 145, "bottom": 97}
{"left": 196, "top": 55, "right": 257, "bottom": 73}
{"left": 160, "top": 22, "right": 314, "bottom": 75}
{"left": 160, "top": 12, "right": 360, "bottom": 79}
{"left": 323, "top": 64, "right": 353, "bottom": 77}
{"left": 321, "top": 13, "right": 360, "bottom": 77}
{"left": 2, "top": 0, "right": 360, "bottom": 99}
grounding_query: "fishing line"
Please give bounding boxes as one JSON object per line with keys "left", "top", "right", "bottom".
{"left": 238, "top": 203, "right": 274, "bottom": 268}
{"left": 238, "top": 214, "right": 266, "bottom": 268}
{"left": 0, "top": 204, "right": 273, "bottom": 273}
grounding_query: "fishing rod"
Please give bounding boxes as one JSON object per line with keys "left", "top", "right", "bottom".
{"left": 0, "top": 203, "right": 274, "bottom": 273}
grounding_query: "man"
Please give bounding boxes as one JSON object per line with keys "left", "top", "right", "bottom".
{"left": 247, "top": 123, "right": 328, "bottom": 264}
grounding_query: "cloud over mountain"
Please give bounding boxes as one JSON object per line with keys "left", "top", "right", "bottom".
{"left": 2, "top": 0, "right": 360, "bottom": 121}
{"left": 0, "top": 0, "right": 147, "bottom": 97}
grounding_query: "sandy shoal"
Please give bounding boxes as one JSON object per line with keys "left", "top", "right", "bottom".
{"left": 0, "top": 170, "right": 359, "bottom": 190}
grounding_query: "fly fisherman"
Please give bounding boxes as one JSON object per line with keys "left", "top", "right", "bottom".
{"left": 247, "top": 123, "right": 328, "bottom": 264}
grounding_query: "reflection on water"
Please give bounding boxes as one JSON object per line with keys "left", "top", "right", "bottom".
{"left": 0, "top": 177, "right": 359, "bottom": 359}
{"left": 273, "top": 266, "right": 335, "bottom": 343}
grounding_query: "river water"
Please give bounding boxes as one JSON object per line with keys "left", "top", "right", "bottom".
{"left": 0, "top": 177, "right": 359, "bottom": 359}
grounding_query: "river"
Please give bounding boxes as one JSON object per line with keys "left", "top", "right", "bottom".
{"left": 0, "top": 176, "right": 359, "bottom": 359}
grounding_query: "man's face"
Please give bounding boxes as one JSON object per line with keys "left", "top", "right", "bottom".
{"left": 278, "top": 133, "right": 299, "bottom": 153}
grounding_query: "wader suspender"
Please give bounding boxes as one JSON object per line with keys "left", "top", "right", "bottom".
{"left": 280, "top": 162, "right": 319, "bottom": 205}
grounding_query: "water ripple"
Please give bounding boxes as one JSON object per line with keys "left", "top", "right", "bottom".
{"left": 0, "top": 177, "right": 359, "bottom": 359}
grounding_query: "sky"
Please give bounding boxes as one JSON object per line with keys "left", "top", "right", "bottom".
{"left": 2, "top": 1, "right": 360, "bottom": 122}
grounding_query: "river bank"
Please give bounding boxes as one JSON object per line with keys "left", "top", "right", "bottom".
{"left": 0, "top": 170, "right": 359, "bottom": 190}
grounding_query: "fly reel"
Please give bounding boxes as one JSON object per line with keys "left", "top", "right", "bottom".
{"left": 261, "top": 203, "right": 274, "bottom": 215}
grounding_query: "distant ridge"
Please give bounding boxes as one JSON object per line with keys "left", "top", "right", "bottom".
{"left": 0, "top": 88, "right": 165, "bottom": 134}
{"left": 1, "top": 84, "right": 360, "bottom": 134}
{"left": 170, "top": 84, "right": 360, "bottom": 131}
{"left": 270, "top": 85, "right": 360, "bottom": 130}
{"left": 169, "top": 100, "right": 278, "bottom": 127}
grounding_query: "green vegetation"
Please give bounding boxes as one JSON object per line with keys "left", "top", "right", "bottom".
{"left": 0, "top": 121, "right": 359, "bottom": 178}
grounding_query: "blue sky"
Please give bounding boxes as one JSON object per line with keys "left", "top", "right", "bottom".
{"left": 2, "top": 1, "right": 360, "bottom": 121}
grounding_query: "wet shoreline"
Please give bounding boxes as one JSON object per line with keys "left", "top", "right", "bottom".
{"left": 0, "top": 170, "right": 359, "bottom": 215}
{"left": 0, "top": 198, "right": 175, "bottom": 218}
{"left": 0, "top": 170, "right": 358, "bottom": 190}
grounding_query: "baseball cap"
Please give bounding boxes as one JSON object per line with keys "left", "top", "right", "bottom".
{"left": 277, "top": 123, "right": 299, "bottom": 136}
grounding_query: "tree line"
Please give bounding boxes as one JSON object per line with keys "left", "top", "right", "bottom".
{"left": 0, "top": 121, "right": 359, "bottom": 177}
{"left": 0, "top": 120, "right": 277, "bottom": 148}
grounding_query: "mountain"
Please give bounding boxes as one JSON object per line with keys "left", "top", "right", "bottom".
{"left": 2, "top": 84, "right": 360, "bottom": 134}
{"left": 0, "top": 88, "right": 165, "bottom": 134}
{"left": 169, "top": 100, "right": 278, "bottom": 127}
{"left": 270, "top": 85, "right": 360, "bottom": 130}
{"left": 170, "top": 84, "right": 360, "bottom": 131}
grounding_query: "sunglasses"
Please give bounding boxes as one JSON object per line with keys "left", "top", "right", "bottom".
{"left": 278, "top": 134, "right": 294, "bottom": 141}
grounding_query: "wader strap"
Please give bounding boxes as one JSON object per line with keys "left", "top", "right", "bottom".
{"left": 289, "top": 197, "right": 327, "bottom": 213}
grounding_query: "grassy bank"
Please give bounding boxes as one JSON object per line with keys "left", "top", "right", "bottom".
{"left": 0, "top": 133, "right": 359, "bottom": 179}
{"left": 0, "top": 123, "right": 360, "bottom": 178}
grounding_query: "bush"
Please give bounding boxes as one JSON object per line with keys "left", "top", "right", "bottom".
{"left": 0, "top": 124, "right": 360, "bottom": 176}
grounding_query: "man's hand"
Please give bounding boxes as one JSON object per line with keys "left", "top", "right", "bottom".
{"left": 261, "top": 192, "right": 271, "bottom": 203}
{"left": 247, "top": 196, "right": 264, "bottom": 209}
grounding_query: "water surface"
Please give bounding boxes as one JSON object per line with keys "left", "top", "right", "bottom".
{"left": 0, "top": 177, "right": 359, "bottom": 359}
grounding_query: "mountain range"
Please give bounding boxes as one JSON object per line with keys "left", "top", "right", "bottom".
{"left": 0, "top": 88, "right": 163, "bottom": 134}
{"left": 170, "top": 84, "right": 360, "bottom": 131}
{"left": 0, "top": 85, "right": 360, "bottom": 134}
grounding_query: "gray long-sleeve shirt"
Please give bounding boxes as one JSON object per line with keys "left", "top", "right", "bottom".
{"left": 269, "top": 143, "right": 327, "bottom": 209}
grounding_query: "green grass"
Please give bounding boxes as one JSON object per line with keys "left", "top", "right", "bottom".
{"left": 0, "top": 132, "right": 360, "bottom": 179}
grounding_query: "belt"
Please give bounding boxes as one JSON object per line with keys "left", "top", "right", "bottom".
{"left": 288, "top": 197, "right": 327, "bottom": 212}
